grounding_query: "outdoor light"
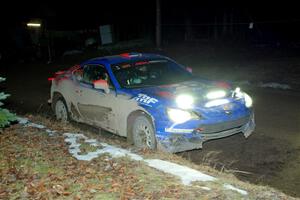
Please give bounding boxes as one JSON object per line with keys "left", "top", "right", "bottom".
{"left": 167, "top": 108, "right": 198, "bottom": 124}
{"left": 27, "top": 23, "right": 41, "bottom": 27}
{"left": 206, "top": 90, "right": 226, "bottom": 99}
{"left": 205, "top": 99, "right": 230, "bottom": 108}
{"left": 175, "top": 94, "right": 194, "bottom": 109}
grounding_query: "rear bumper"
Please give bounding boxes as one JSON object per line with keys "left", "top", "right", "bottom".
{"left": 157, "top": 113, "right": 255, "bottom": 153}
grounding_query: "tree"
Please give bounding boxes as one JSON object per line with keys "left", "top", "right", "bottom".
{"left": 0, "top": 77, "right": 16, "bottom": 129}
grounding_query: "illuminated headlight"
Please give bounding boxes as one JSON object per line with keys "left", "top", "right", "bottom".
{"left": 206, "top": 90, "right": 226, "bottom": 99}
{"left": 167, "top": 108, "right": 199, "bottom": 124}
{"left": 244, "top": 92, "right": 253, "bottom": 108}
{"left": 176, "top": 94, "right": 194, "bottom": 109}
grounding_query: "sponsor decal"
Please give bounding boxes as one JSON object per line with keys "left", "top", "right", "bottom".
{"left": 134, "top": 94, "right": 158, "bottom": 106}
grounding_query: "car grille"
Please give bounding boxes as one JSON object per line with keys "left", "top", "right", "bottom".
{"left": 198, "top": 115, "right": 250, "bottom": 134}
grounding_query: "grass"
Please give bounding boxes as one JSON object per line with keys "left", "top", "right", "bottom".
{"left": 77, "top": 140, "right": 99, "bottom": 155}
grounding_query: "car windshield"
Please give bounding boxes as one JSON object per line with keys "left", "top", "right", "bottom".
{"left": 111, "top": 59, "right": 193, "bottom": 88}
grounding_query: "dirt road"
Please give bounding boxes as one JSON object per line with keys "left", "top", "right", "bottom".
{"left": 179, "top": 88, "right": 300, "bottom": 197}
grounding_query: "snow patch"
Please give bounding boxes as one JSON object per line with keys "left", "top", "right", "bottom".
{"left": 145, "top": 159, "right": 216, "bottom": 185}
{"left": 45, "top": 129, "right": 57, "bottom": 136}
{"left": 18, "top": 117, "right": 56, "bottom": 136}
{"left": 26, "top": 123, "right": 46, "bottom": 129}
{"left": 17, "top": 117, "right": 29, "bottom": 125}
{"left": 259, "top": 82, "right": 291, "bottom": 90}
{"left": 63, "top": 134, "right": 216, "bottom": 185}
{"left": 63, "top": 133, "right": 143, "bottom": 161}
{"left": 63, "top": 133, "right": 101, "bottom": 161}
{"left": 200, "top": 186, "right": 211, "bottom": 191}
{"left": 223, "top": 184, "right": 248, "bottom": 195}
{"left": 18, "top": 117, "right": 45, "bottom": 129}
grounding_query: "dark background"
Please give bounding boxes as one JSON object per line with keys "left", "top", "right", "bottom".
{"left": 1, "top": 1, "right": 300, "bottom": 50}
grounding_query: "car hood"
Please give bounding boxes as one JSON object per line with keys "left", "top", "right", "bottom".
{"left": 126, "top": 79, "right": 233, "bottom": 108}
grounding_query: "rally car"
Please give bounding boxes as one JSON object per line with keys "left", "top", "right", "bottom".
{"left": 48, "top": 52, "right": 255, "bottom": 153}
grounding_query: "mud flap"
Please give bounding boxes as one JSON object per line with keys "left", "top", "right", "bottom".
{"left": 243, "top": 113, "right": 255, "bottom": 138}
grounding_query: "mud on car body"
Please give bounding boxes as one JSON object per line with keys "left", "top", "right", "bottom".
{"left": 48, "top": 52, "right": 255, "bottom": 153}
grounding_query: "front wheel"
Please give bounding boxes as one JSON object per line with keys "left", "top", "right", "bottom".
{"left": 132, "top": 115, "right": 157, "bottom": 150}
{"left": 54, "top": 97, "right": 69, "bottom": 122}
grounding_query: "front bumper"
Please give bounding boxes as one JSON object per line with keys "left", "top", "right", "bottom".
{"left": 157, "top": 113, "right": 255, "bottom": 153}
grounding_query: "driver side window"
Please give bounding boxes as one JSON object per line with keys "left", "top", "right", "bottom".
{"left": 81, "top": 65, "right": 113, "bottom": 88}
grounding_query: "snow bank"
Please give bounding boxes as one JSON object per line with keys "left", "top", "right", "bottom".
{"left": 18, "top": 117, "right": 46, "bottom": 129}
{"left": 259, "top": 82, "right": 291, "bottom": 90}
{"left": 145, "top": 159, "right": 216, "bottom": 185}
{"left": 63, "top": 133, "right": 215, "bottom": 185}
{"left": 223, "top": 184, "right": 248, "bottom": 195}
{"left": 63, "top": 133, "right": 143, "bottom": 161}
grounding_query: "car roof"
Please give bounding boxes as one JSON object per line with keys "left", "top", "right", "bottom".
{"left": 81, "top": 52, "right": 167, "bottom": 66}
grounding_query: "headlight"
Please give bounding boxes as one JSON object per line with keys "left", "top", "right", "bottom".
{"left": 176, "top": 94, "right": 194, "bottom": 109}
{"left": 167, "top": 108, "right": 199, "bottom": 124}
{"left": 244, "top": 92, "right": 253, "bottom": 108}
{"left": 206, "top": 90, "right": 226, "bottom": 99}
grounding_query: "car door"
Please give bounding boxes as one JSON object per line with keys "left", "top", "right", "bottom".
{"left": 75, "top": 64, "right": 117, "bottom": 133}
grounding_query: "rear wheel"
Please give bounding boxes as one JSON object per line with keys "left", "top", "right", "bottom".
{"left": 54, "top": 97, "right": 69, "bottom": 122}
{"left": 132, "top": 115, "right": 156, "bottom": 150}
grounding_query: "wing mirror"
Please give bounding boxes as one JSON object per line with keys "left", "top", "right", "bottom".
{"left": 93, "top": 79, "right": 110, "bottom": 93}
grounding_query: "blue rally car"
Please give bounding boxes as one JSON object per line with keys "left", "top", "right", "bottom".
{"left": 49, "top": 52, "right": 255, "bottom": 153}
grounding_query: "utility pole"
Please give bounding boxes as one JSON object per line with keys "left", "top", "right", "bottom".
{"left": 43, "top": 19, "right": 52, "bottom": 64}
{"left": 156, "top": 0, "right": 161, "bottom": 48}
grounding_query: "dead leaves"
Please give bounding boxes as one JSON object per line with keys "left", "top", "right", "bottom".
{"left": 1, "top": 119, "right": 188, "bottom": 200}
{"left": 52, "top": 184, "right": 71, "bottom": 196}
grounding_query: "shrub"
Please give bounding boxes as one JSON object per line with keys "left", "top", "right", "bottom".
{"left": 0, "top": 77, "right": 16, "bottom": 129}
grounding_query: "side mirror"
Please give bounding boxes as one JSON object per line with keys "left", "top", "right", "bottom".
{"left": 186, "top": 66, "right": 193, "bottom": 73}
{"left": 93, "top": 79, "right": 110, "bottom": 93}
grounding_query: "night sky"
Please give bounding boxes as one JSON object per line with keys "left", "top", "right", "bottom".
{"left": 2, "top": 1, "right": 299, "bottom": 25}
{"left": 1, "top": 0, "right": 300, "bottom": 41}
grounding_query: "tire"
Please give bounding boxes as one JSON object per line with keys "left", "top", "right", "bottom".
{"left": 53, "top": 97, "right": 69, "bottom": 122}
{"left": 132, "top": 115, "right": 157, "bottom": 150}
